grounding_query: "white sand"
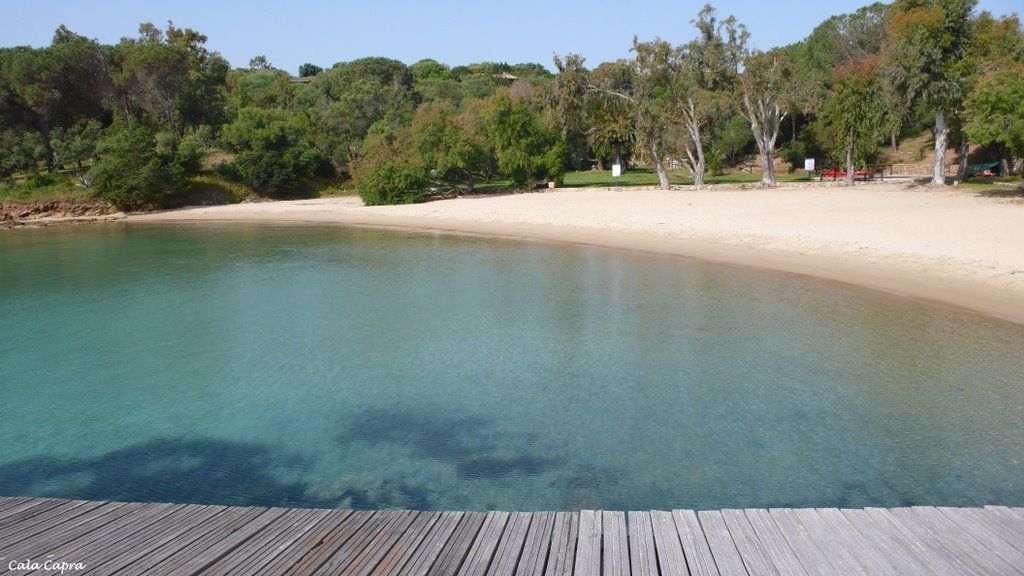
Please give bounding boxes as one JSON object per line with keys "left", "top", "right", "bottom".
{"left": 130, "top": 183, "right": 1024, "bottom": 322}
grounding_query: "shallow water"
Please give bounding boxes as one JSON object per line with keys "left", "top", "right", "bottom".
{"left": 1, "top": 223, "right": 1022, "bottom": 511}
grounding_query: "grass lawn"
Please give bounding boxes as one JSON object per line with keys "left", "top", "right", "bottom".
{"left": 562, "top": 168, "right": 812, "bottom": 187}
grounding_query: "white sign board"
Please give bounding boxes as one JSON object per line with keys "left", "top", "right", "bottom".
{"left": 804, "top": 158, "right": 815, "bottom": 173}
{"left": 612, "top": 164, "right": 622, "bottom": 178}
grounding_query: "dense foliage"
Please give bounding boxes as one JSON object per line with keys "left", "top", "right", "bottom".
{"left": 1, "top": 5, "right": 1022, "bottom": 209}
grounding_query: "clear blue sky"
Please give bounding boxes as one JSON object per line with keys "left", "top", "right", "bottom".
{"left": 2, "top": 0, "right": 1019, "bottom": 74}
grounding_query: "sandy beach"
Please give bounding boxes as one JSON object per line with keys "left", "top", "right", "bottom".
{"left": 131, "top": 183, "right": 1024, "bottom": 322}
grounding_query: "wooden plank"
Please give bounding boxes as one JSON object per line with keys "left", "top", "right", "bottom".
{"left": 324, "top": 510, "right": 421, "bottom": 576}
{"left": 162, "top": 507, "right": 287, "bottom": 576}
{"left": 720, "top": 508, "right": 781, "bottom": 576}
{"left": 985, "top": 506, "right": 1024, "bottom": 534}
{"left": 199, "top": 507, "right": 324, "bottom": 575}
{"left": 0, "top": 500, "right": 104, "bottom": 549}
{"left": 117, "top": 506, "right": 266, "bottom": 576}
{"left": 457, "top": 511, "right": 511, "bottom": 576}
{"left": 601, "top": 511, "right": 628, "bottom": 576}
{"left": 276, "top": 510, "right": 377, "bottom": 576}
{"left": 224, "top": 509, "right": 339, "bottom": 576}
{"left": 65, "top": 504, "right": 222, "bottom": 575}
{"left": 893, "top": 507, "right": 1019, "bottom": 576}
{"left": 369, "top": 511, "right": 442, "bottom": 576}
{"left": 0, "top": 497, "right": 51, "bottom": 521}
{"left": 394, "top": 511, "right": 465, "bottom": 576}
{"left": 672, "top": 509, "right": 720, "bottom": 576}
{"left": 856, "top": 507, "right": 967, "bottom": 576}
{"left": 816, "top": 508, "right": 905, "bottom": 576}
{"left": 696, "top": 510, "right": 747, "bottom": 576}
{"left": 487, "top": 512, "right": 532, "bottom": 576}
{"left": 839, "top": 506, "right": 937, "bottom": 573}
{"left": 572, "top": 510, "right": 601, "bottom": 576}
{"left": 428, "top": 512, "right": 488, "bottom": 576}
{"left": 515, "top": 511, "right": 555, "bottom": 576}
{"left": 784, "top": 508, "right": 871, "bottom": 576}
{"left": 766, "top": 509, "right": 836, "bottom": 576}
{"left": 0, "top": 496, "right": 34, "bottom": 513}
{"left": 543, "top": 512, "right": 579, "bottom": 576}
{"left": 288, "top": 510, "right": 390, "bottom": 576}
{"left": 236, "top": 509, "right": 353, "bottom": 576}
{"left": 936, "top": 507, "right": 1024, "bottom": 559}
{"left": 651, "top": 510, "right": 688, "bottom": 576}
{"left": 0, "top": 498, "right": 75, "bottom": 530}
{"left": 743, "top": 509, "right": 807, "bottom": 576}
{"left": 970, "top": 504, "right": 1024, "bottom": 545}
{"left": 30, "top": 503, "right": 184, "bottom": 567}
{"left": 85, "top": 504, "right": 229, "bottom": 576}
{"left": 4, "top": 502, "right": 142, "bottom": 560}
{"left": 627, "top": 512, "right": 659, "bottom": 576}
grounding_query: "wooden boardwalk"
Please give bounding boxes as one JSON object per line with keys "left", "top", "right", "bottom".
{"left": 1, "top": 497, "right": 1022, "bottom": 575}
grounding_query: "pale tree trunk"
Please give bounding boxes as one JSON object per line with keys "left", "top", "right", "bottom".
{"left": 650, "top": 140, "right": 670, "bottom": 190}
{"left": 932, "top": 109, "right": 948, "bottom": 187}
{"left": 680, "top": 99, "right": 706, "bottom": 187}
{"left": 891, "top": 131, "right": 899, "bottom": 154}
{"left": 845, "top": 130, "right": 855, "bottom": 187}
{"left": 743, "top": 92, "right": 784, "bottom": 188}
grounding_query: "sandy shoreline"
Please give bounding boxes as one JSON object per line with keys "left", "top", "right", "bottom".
{"left": 130, "top": 183, "right": 1024, "bottom": 323}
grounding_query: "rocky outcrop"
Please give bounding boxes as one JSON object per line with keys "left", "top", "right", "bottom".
{"left": 1, "top": 200, "right": 124, "bottom": 228}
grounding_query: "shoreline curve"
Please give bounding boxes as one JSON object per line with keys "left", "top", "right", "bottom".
{"left": 129, "top": 185, "right": 1024, "bottom": 324}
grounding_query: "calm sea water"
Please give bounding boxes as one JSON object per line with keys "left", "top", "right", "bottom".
{"left": 1, "top": 223, "right": 1022, "bottom": 511}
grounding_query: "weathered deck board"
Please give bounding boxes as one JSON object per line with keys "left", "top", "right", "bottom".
{"left": 515, "top": 511, "right": 555, "bottom": 576}
{"left": 627, "top": 512, "right": 658, "bottom": 576}
{"left": 573, "top": 511, "right": 601, "bottom": 576}
{"left": 671, "top": 509, "right": 718, "bottom": 576}
{"left": 650, "top": 510, "right": 687, "bottom": 576}
{"left": 543, "top": 512, "right": 579, "bottom": 576}
{"left": 0, "top": 498, "right": 1022, "bottom": 576}
{"left": 427, "top": 511, "right": 487, "bottom": 576}
{"left": 457, "top": 511, "right": 510, "bottom": 576}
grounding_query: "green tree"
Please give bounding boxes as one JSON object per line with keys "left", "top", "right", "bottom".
{"left": 297, "top": 57, "right": 415, "bottom": 175}
{"left": 674, "top": 5, "right": 748, "bottom": 186}
{"left": 0, "top": 32, "right": 109, "bottom": 171}
{"left": 52, "top": 119, "right": 102, "bottom": 171}
{"left": 352, "top": 128, "right": 430, "bottom": 205}
{"left": 821, "top": 57, "right": 884, "bottom": 185}
{"left": 481, "top": 90, "right": 564, "bottom": 187}
{"left": 221, "top": 107, "right": 322, "bottom": 194}
{"left": 549, "top": 53, "right": 591, "bottom": 170}
{"left": 883, "top": 0, "right": 977, "bottom": 186}
{"left": 91, "top": 122, "right": 187, "bottom": 209}
{"left": 964, "top": 63, "right": 1024, "bottom": 174}
{"left": 298, "top": 63, "right": 322, "bottom": 78}
{"left": 411, "top": 103, "right": 493, "bottom": 193}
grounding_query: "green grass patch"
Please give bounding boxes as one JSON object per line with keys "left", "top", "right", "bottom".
{"left": 0, "top": 173, "right": 99, "bottom": 204}
{"left": 562, "top": 168, "right": 811, "bottom": 187}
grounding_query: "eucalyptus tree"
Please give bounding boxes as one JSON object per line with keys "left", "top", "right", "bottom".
{"left": 549, "top": 53, "right": 590, "bottom": 170}
{"left": 740, "top": 50, "right": 793, "bottom": 187}
{"left": 674, "top": 5, "right": 748, "bottom": 186}
{"left": 587, "top": 38, "right": 676, "bottom": 189}
{"left": 882, "top": 0, "right": 977, "bottom": 186}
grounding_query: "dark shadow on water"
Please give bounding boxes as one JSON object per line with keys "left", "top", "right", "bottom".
{"left": 0, "top": 437, "right": 430, "bottom": 510}
{"left": 338, "top": 407, "right": 558, "bottom": 481}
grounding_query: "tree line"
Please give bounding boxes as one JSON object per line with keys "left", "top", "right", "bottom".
{"left": 1, "top": 1, "right": 1022, "bottom": 208}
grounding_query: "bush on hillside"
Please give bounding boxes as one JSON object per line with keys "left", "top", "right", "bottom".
{"left": 91, "top": 123, "right": 187, "bottom": 210}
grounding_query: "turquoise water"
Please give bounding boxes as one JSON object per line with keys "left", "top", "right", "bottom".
{"left": 1, "top": 223, "right": 1022, "bottom": 511}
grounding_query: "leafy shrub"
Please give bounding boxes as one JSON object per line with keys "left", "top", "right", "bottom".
{"left": 91, "top": 123, "right": 187, "bottom": 210}
{"left": 221, "top": 107, "right": 321, "bottom": 194}
{"left": 353, "top": 130, "right": 430, "bottom": 205}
